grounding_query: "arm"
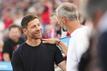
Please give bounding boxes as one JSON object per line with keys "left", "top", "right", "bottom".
{"left": 3, "top": 53, "right": 10, "bottom": 61}
{"left": 56, "top": 41, "right": 68, "bottom": 56}
{"left": 98, "top": 32, "right": 107, "bottom": 70}
{"left": 11, "top": 49, "right": 23, "bottom": 71}
{"left": 54, "top": 45, "right": 66, "bottom": 71}
{"left": 58, "top": 60, "right": 66, "bottom": 71}
{"left": 3, "top": 42, "right": 11, "bottom": 61}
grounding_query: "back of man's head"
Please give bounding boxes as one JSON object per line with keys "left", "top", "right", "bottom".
{"left": 56, "top": 2, "right": 79, "bottom": 21}
{"left": 86, "top": 0, "right": 107, "bottom": 20}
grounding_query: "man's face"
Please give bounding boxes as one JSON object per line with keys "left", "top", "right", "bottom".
{"left": 25, "top": 19, "right": 42, "bottom": 39}
{"left": 9, "top": 28, "right": 21, "bottom": 41}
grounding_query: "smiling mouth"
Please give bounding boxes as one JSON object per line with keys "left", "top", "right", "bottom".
{"left": 34, "top": 32, "right": 41, "bottom": 35}
{"left": 34, "top": 31, "right": 41, "bottom": 34}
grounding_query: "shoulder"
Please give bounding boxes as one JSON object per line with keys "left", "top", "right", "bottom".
{"left": 4, "top": 38, "right": 12, "bottom": 44}
{"left": 43, "top": 43, "right": 57, "bottom": 48}
{"left": 14, "top": 43, "right": 26, "bottom": 54}
{"left": 3, "top": 38, "right": 13, "bottom": 48}
{"left": 78, "top": 26, "right": 90, "bottom": 35}
{"left": 43, "top": 43, "right": 60, "bottom": 51}
{"left": 72, "top": 26, "right": 91, "bottom": 39}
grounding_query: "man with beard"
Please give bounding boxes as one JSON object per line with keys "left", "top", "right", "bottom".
{"left": 11, "top": 15, "right": 66, "bottom": 71}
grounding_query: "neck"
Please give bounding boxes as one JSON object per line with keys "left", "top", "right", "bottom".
{"left": 26, "top": 38, "right": 41, "bottom": 47}
{"left": 68, "top": 20, "right": 81, "bottom": 34}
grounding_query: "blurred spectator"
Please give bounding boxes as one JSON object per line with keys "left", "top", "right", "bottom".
{"left": 2, "top": 8, "right": 13, "bottom": 29}
{"left": 41, "top": 5, "right": 50, "bottom": 25}
{"left": 3, "top": 25, "right": 24, "bottom": 62}
{"left": 17, "top": 0, "right": 30, "bottom": 14}
{"left": 0, "top": 19, "right": 4, "bottom": 61}
{"left": 41, "top": 5, "right": 51, "bottom": 38}
{"left": 0, "top": 19, "right": 4, "bottom": 31}
{"left": 0, "top": 40, "right": 3, "bottom": 61}
{"left": 81, "top": 0, "right": 107, "bottom": 71}
{"left": 13, "top": 9, "right": 24, "bottom": 26}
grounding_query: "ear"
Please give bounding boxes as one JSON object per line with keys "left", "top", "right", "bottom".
{"left": 22, "top": 28, "right": 27, "bottom": 35}
{"left": 61, "top": 16, "right": 68, "bottom": 24}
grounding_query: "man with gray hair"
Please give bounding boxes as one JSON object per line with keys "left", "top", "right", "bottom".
{"left": 56, "top": 2, "right": 91, "bottom": 71}
{"left": 85, "top": 0, "right": 107, "bottom": 71}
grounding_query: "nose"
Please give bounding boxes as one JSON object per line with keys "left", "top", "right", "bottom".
{"left": 36, "top": 26, "right": 41, "bottom": 31}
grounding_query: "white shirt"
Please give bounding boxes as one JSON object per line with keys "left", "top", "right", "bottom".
{"left": 67, "top": 26, "right": 92, "bottom": 71}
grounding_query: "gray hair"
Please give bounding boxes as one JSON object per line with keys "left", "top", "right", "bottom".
{"left": 86, "top": 0, "right": 107, "bottom": 20}
{"left": 56, "top": 2, "right": 79, "bottom": 21}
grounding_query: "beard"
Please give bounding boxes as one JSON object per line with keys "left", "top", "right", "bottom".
{"left": 33, "top": 34, "right": 42, "bottom": 39}
{"left": 27, "top": 32, "right": 42, "bottom": 40}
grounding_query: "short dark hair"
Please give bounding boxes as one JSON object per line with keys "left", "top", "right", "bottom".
{"left": 9, "top": 25, "right": 22, "bottom": 32}
{"left": 21, "top": 15, "right": 38, "bottom": 28}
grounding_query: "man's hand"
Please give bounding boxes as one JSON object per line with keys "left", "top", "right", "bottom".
{"left": 3, "top": 53, "right": 10, "bottom": 62}
{"left": 42, "top": 38, "right": 60, "bottom": 44}
{"left": 42, "top": 38, "right": 68, "bottom": 56}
